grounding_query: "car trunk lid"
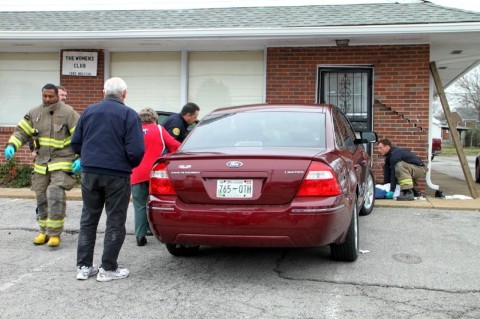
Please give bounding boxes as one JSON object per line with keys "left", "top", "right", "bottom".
{"left": 165, "top": 149, "right": 323, "bottom": 205}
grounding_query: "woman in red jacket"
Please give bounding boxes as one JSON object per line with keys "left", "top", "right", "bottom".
{"left": 131, "top": 108, "right": 181, "bottom": 246}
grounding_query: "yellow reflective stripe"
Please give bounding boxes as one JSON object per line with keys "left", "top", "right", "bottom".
{"left": 38, "top": 219, "right": 47, "bottom": 228}
{"left": 39, "top": 137, "right": 65, "bottom": 148}
{"left": 64, "top": 135, "right": 72, "bottom": 147}
{"left": 399, "top": 178, "right": 413, "bottom": 186}
{"left": 48, "top": 161, "right": 73, "bottom": 172}
{"left": 69, "top": 126, "right": 76, "bottom": 134}
{"left": 18, "top": 119, "right": 34, "bottom": 136}
{"left": 39, "top": 136, "right": 73, "bottom": 148}
{"left": 8, "top": 136, "right": 22, "bottom": 149}
{"left": 34, "top": 164, "right": 47, "bottom": 174}
{"left": 47, "top": 219, "right": 64, "bottom": 229}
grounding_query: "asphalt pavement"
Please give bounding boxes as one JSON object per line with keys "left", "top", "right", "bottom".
{"left": 0, "top": 157, "right": 479, "bottom": 318}
{"left": 1, "top": 197, "right": 479, "bottom": 318}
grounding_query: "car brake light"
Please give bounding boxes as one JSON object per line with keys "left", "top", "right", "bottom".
{"left": 150, "top": 162, "right": 177, "bottom": 195}
{"left": 296, "top": 162, "right": 342, "bottom": 196}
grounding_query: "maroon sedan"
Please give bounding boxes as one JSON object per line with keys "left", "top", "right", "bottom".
{"left": 148, "top": 104, "right": 377, "bottom": 261}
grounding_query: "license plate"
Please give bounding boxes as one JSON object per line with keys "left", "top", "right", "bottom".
{"left": 216, "top": 179, "right": 253, "bottom": 198}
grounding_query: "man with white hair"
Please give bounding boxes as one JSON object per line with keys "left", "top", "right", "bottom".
{"left": 72, "top": 77, "right": 145, "bottom": 282}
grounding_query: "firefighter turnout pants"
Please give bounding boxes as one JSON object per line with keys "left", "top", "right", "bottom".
{"left": 32, "top": 170, "right": 77, "bottom": 237}
{"left": 395, "top": 161, "right": 427, "bottom": 191}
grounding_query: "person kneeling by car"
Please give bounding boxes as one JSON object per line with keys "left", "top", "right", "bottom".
{"left": 377, "top": 138, "right": 427, "bottom": 201}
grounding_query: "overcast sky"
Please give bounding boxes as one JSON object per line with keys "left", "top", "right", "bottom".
{"left": 0, "top": 0, "right": 478, "bottom": 12}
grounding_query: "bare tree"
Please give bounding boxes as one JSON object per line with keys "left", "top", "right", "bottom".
{"left": 453, "top": 67, "right": 480, "bottom": 120}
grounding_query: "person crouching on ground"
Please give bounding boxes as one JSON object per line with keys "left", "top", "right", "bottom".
{"left": 131, "top": 108, "right": 180, "bottom": 247}
{"left": 377, "top": 138, "right": 427, "bottom": 201}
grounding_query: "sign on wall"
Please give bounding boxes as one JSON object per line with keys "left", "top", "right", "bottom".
{"left": 62, "top": 51, "right": 98, "bottom": 76}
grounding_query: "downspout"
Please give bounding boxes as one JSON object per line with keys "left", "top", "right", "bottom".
{"left": 426, "top": 74, "right": 441, "bottom": 193}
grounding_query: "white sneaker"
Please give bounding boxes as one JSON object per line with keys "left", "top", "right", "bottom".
{"left": 76, "top": 265, "right": 99, "bottom": 280}
{"left": 96, "top": 267, "right": 129, "bottom": 282}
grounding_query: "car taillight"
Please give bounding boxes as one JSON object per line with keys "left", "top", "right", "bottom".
{"left": 150, "top": 162, "right": 177, "bottom": 195}
{"left": 296, "top": 162, "right": 342, "bottom": 196}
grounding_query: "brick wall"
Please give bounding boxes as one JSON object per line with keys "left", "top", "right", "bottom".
{"left": 266, "top": 45, "right": 430, "bottom": 190}
{"left": 1, "top": 45, "right": 431, "bottom": 191}
{"left": 60, "top": 49, "right": 105, "bottom": 114}
{"left": 0, "top": 49, "right": 105, "bottom": 165}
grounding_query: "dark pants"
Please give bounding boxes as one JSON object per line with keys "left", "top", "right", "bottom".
{"left": 132, "top": 182, "right": 150, "bottom": 237}
{"left": 76, "top": 173, "right": 131, "bottom": 271}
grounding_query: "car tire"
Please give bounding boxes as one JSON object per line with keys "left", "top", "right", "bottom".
{"left": 330, "top": 197, "right": 359, "bottom": 262}
{"left": 165, "top": 243, "right": 200, "bottom": 256}
{"left": 359, "top": 171, "right": 375, "bottom": 216}
{"left": 476, "top": 160, "right": 480, "bottom": 183}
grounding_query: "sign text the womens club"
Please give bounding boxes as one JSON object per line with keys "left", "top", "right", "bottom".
{"left": 62, "top": 51, "right": 98, "bottom": 76}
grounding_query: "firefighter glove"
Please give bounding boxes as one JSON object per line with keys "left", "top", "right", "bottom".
{"left": 71, "top": 159, "right": 82, "bottom": 173}
{"left": 385, "top": 191, "right": 394, "bottom": 199}
{"left": 4, "top": 145, "right": 15, "bottom": 159}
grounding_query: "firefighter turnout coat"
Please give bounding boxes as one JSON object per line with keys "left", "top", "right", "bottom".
{"left": 8, "top": 102, "right": 80, "bottom": 174}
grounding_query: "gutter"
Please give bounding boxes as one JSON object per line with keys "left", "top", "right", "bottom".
{"left": 427, "top": 74, "right": 441, "bottom": 194}
{"left": 1, "top": 22, "right": 480, "bottom": 40}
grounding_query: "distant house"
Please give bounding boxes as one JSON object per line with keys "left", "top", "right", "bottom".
{"left": 454, "top": 107, "right": 480, "bottom": 127}
{"left": 431, "top": 118, "right": 442, "bottom": 139}
{"left": 437, "top": 109, "right": 479, "bottom": 145}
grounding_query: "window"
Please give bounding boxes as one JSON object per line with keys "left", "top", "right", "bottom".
{"left": 182, "top": 111, "right": 326, "bottom": 149}
{"left": 318, "top": 67, "right": 373, "bottom": 132}
{"left": 333, "top": 109, "right": 356, "bottom": 148}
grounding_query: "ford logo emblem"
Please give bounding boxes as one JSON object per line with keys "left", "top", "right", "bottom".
{"left": 226, "top": 161, "right": 243, "bottom": 168}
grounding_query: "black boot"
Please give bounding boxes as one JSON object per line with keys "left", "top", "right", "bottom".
{"left": 412, "top": 188, "right": 421, "bottom": 197}
{"left": 397, "top": 189, "right": 414, "bottom": 201}
{"left": 136, "top": 237, "right": 147, "bottom": 246}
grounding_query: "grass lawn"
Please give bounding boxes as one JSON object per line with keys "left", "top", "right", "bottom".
{"left": 441, "top": 145, "right": 480, "bottom": 156}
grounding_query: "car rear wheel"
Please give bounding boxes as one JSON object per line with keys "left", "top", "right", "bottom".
{"left": 165, "top": 243, "right": 200, "bottom": 257}
{"left": 330, "top": 197, "right": 359, "bottom": 262}
{"left": 360, "top": 171, "right": 375, "bottom": 216}
{"left": 476, "top": 159, "right": 480, "bottom": 183}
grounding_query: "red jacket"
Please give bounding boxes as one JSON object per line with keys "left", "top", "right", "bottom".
{"left": 131, "top": 124, "right": 180, "bottom": 185}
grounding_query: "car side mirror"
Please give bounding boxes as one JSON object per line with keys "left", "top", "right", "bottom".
{"left": 354, "top": 131, "right": 378, "bottom": 145}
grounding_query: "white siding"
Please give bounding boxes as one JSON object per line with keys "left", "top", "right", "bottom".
{"left": 110, "top": 52, "right": 182, "bottom": 112}
{"left": 0, "top": 53, "right": 60, "bottom": 125}
{"left": 188, "top": 51, "right": 264, "bottom": 117}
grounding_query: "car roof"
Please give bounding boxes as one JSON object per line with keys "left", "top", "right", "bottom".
{"left": 156, "top": 110, "right": 174, "bottom": 116}
{"left": 210, "top": 103, "right": 334, "bottom": 114}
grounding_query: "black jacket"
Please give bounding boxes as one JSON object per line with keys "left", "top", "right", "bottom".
{"left": 162, "top": 113, "right": 188, "bottom": 142}
{"left": 383, "top": 146, "right": 424, "bottom": 192}
{"left": 71, "top": 96, "right": 145, "bottom": 177}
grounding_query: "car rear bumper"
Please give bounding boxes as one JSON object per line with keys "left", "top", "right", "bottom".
{"left": 147, "top": 196, "right": 353, "bottom": 248}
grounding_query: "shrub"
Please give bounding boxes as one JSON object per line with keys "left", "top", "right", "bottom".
{"left": 0, "top": 158, "right": 33, "bottom": 188}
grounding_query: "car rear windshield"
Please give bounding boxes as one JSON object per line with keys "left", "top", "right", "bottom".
{"left": 182, "top": 111, "right": 326, "bottom": 149}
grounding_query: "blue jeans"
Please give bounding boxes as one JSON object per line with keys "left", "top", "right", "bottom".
{"left": 76, "top": 173, "right": 131, "bottom": 271}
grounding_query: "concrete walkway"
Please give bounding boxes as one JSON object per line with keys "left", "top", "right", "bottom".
{"left": 1, "top": 170, "right": 479, "bottom": 211}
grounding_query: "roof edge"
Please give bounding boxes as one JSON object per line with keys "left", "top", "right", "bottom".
{"left": 1, "top": 22, "right": 480, "bottom": 40}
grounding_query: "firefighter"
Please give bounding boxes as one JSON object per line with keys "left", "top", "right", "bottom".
{"left": 377, "top": 138, "right": 427, "bottom": 201}
{"left": 4, "top": 83, "right": 80, "bottom": 247}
